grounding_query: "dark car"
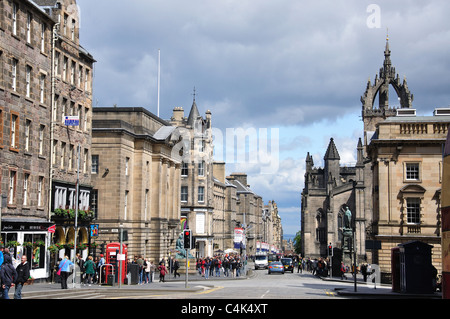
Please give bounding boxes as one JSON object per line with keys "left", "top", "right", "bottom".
{"left": 280, "top": 258, "right": 294, "bottom": 273}
{"left": 268, "top": 261, "right": 284, "bottom": 274}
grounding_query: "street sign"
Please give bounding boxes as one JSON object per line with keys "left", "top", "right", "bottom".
{"left": 64, "top": 116, "right": 79, "bottom": 126}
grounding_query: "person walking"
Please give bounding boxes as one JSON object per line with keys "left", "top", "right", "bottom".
{"left": 0, "top": 254, "right": 18, "bottom": 299}
{"left": 84, "top": 256, "right": 95, "bottom": 286}
{"left": 58, "top": 256, "right": 74, "bottom": 289}
{"left": 158, "top": 262, "right": 167, "bottom": 282}
{"left": 14, "top": 255, "right": 30, "bottom": 299}
{"left": 173, "top": 258, "right": 180, "bottom": 278}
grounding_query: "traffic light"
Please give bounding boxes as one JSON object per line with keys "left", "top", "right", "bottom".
{"left": 328, "top": 244, "right": 333, "bottom": 256}
{"left": 183, "top": 230, "right": 192, "bottom": 249}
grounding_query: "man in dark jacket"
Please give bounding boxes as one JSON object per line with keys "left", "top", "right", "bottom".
{"left": 0, "top": 254, "right": 18, "bottom": 299}
{"left": 14, "top": 255, "right": 30, "bottom": 299}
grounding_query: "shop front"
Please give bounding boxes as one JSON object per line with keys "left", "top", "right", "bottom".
{"left": 1, "top": 220, "right": 54, "bottom": 281}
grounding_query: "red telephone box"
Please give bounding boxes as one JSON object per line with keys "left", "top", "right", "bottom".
{"left": 105, "top": 242, "right": 127, "bottom": 284}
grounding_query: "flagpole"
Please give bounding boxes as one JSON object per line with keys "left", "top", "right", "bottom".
{"left": 157, "top": 49, "right": 160, "bottom": 117}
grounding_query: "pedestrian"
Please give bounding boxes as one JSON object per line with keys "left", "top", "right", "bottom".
{"left": 158, "top": 263, "right": 167, "bottom": 282}
{"left": 58, "top": 256, "right": 74, "bottom": 289}
{"left": 14, "top": 255, "right": 30, "bottom": 299}
{"left": 144, "top": 259, "right": 150, "bottom": 283}
{"left": 84, "top": 256, "right": 95, "bottom": 286}
{"left": 361, "top": 263, "right": 368, "bottom": 282}
{"left": 77, "top": 254, "right": 85, "bottom": 284}
{"left": 204, "top": 258, "right": 210, "bottom": 279}
{"left": 1, "top": 254, "right": 18, "bottom": 299}
{"left": 0, "top": 245, "right": 4, "bottom": 270}
{"left": 137, "top": 255, "right": 144, "bottom": 284}
{"left": 173, "top": 258, "right": 180, "bottom": 278}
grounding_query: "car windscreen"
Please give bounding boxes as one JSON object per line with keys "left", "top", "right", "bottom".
{"left": 255, "top": 256, "right": 267, "bottom": 260}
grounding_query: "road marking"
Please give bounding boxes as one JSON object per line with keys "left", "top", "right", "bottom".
{"left": 325, "top": 290, "right": 336, "bottom": 297}
{"left": 261, "top": 290, "right": 270, "bottom": 298}
{"left": 196, "top": 286, "right": 224, "bottom": 295}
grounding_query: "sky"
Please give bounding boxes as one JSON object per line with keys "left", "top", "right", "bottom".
{"left": 76, "top": 0, "right": 450, "bottom": 237}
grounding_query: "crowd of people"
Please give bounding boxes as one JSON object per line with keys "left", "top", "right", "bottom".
{"left": 195, "top": 254, "right": 244, "bottom": 279}
{"left": 0, "top": 245, "right": 31, "bottom": 299}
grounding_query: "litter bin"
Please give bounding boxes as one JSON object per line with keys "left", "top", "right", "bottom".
{"left": 399, "top": 241, "right": 434, "bottom": 294}
{"left": 107, "top": 274, "right": 115, "bottom": 286}
{"left": 128, "top": 263, "right": 139, "bottom": 285}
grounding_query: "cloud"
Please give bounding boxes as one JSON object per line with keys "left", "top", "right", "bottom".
{"left": 77, "top": 0, "right": 450, "bottom": 236}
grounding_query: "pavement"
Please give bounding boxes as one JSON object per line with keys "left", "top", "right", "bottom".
{"left": 320, "top": 274, "right": 442, "bottom": 299}
{"left": 10, "top": 266, "right": 443, "bottom": 299}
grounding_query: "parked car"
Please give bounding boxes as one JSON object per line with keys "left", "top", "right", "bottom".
{"left": 280, "top": 258, "right": 294, "bottom": 273}
{"left": 268, "top": 261, "right": 285, "bottom": 274}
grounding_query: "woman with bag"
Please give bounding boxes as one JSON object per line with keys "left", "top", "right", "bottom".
{"left": 58, "top": 256, "right": 74, "bottom": 289}
{"left": 158, "top": 263, "right": 167, "bottom": 282}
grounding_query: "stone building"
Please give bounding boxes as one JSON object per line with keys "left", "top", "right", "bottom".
{"left": 366, "top": 111, "right": 448, "bottom": 280}
{"left": 301, "top": 37, "right": 448, "bottom": 282}
{"left": 301, "top": 138, "right": 366, "bottom": 261}
{"left": 169, "top": 99, "right": 215, "bottom": 258}
{"left": 34, "top": 0, "right": 96, "bottom": 259}
{"left": 0, "top": 0, "right": 56, "bottom": 280}
{"left": 91, "top": 107, "right": 182, "bottom": 262}
{"left": 211, "top": 161, "right": 238, "bottom": 252}
{"left": 226, "top": 173, "right": 264, "bottom": 256}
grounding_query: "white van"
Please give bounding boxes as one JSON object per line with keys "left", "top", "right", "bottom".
{"left": 254, "top": 254, "right": 269, "bottom": 269}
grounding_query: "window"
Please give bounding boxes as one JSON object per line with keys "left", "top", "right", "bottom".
{"left": 26, "top": 65, "right": 31, "bottom": 98}
{"left": 198, "top": 161, "right": 205, "bottom": 176}
{"left": 37, "top": 176, "right": 44, "bottom": 207}
{"left": 71, "top": 19, "right": 76, "bottom": 41}
{"left": 12, "top": 3, "right": 17, "bottom": 36}
{"left": 12, "top": 58, "right": 18, "bottom": 91}
{"left": 23, "top": 173, "right": 29, "bottom": 206}
{"left": 83, "top": 148, "right": 88, "bottom": 173}
{"left": 8, "top": 170, "right": 16, "bottom": 205}
{"left": 54, "top": 186, "right": 67, "bottom": 210}
{"left": 40, "top": 23, "right": 46, "bottom": 52}
{"left": 406, "top": 198, "right": 421, "bottom": 224}
{"left": 125, "top": 157, "right": 130, "bottom": 176}
{"left": 26, "top": 12, "right": 32, "bottom": 44}
{"left": 405, "top": 163, "right": 420, "bottom": 181}
{"left": 70, "top": 61, "right": 75, "bottom": 85}
{"left": 60, "top": 142, "right": 66, "bottom": 168}
{"left": 52, "top": 140, "right": 57, "bottom": 164}
{"left": 196, "top": 212, "right": 205, "bottom": 234}
{"left": 85, "top": 69, "right": 90, "bottom": 92}
{"left": 25, "top": 119, "right": 31, "bottom": 152}
{"left": 38, "top": 125, "right": 45, "bottom": 155}
{"left": 124, "top": 191, "right": 129, "bottom": 220}
{"left": 181, "top": 162, "right": 188, "bottom": 176}
{"left": 39, "top": 74, "right": 45, "bottom": 104}
{"left": 54, "top": 51, "right": 60, "bottom": 76}
{"left": 63, "top": 57, "right": 68, "bottom": 81}
{"left": 91, "top": 155, "right": 99, "bottom": 174}
{"left": 0, "top": 108, "right": 3, "bottom": 146}
{"left": 198, "top": 186, "right": 205, "bottom": 202}
{"left": 181, "top": 186, "right": 188, "bottom": 202}
{"left": 10, "top": 113, "right": 19, "bottom": 149}
{"left": 68, "top": 144, "right": 74, "bottom": 170}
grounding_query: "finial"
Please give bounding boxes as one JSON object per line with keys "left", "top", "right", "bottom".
{"left": 192, "top": 86, "right": 197, "bottom": 102}
{"left": 386, "top": 27, "right": 389, "bottom": 41}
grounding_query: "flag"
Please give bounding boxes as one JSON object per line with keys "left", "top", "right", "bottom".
{"left": 47, "top": 225, "right": 56, "bottom": 233}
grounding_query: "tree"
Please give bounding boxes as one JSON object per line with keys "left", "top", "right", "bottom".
{"left": 293, "top": 231, "right": 302, "bottom": 255}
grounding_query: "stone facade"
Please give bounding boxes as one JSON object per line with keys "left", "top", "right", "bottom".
{"left": 169, "top": 100, "right": 215, "bottom": 258}
{"left": 0, "top": 0, "right": 56, "bottom": 280}
{"left": 91, "top": 107, "right": 182, "bottom": 262}
{"left": 31, "top": 0, "right": 96, "bottom": 261}
{"left": 367, "top": 112, "right": 448, "bottom": 279}
{"left": 301, "top": 138, "right": 366, "bottom": 262}
{"left": 301, "top": 37, "right": 448, "bottom": 282}
{"left": 226, "top": 173, "right": 265, "bottom": 256}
